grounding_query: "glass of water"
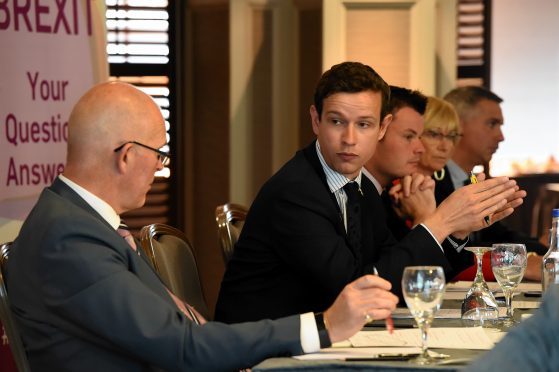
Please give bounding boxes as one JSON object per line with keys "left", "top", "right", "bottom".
{"left": 491, "top": 243, "right": 527, "bottom": 326}
{"left": 402, "top": 266, "right": 446, "bottom": 365}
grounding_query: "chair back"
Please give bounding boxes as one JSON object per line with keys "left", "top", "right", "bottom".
{"left": 531, "top": 183, "right": 559, "bottom": 238}
{"left": 0, "top": 242, "right": 32, "bottom": 372}
{"left": 139, "top": 224, "right": 210, "bottom": 320}
{"left": 215, "top": 203, "right": 248, "bottom": 264}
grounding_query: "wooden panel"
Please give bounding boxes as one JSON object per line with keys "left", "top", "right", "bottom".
{"left": 297, "top": 6, "right": 322, "bottom": 147}
{"left": 187, "top": 3, "right": 230, "bottom": 315}
{"left": 346, "top": 7, "right": 411, "bottom": 87}
{"left": 323, "top": 0, "right": 437, "bottom": 94}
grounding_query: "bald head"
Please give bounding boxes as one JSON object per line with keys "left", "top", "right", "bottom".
{"left": 67, "top": 82, "right": 162, "bottom": 166}
{"left": 63, "top": 82, "right": 166, "bottom": 213}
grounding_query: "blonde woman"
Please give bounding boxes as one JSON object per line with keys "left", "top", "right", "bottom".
{"left": 418, "top": 96, "right": 462, "bottom": 181}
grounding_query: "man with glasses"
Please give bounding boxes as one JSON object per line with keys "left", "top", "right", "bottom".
{"left": 5, "top": 81, "right": 398, "bottom": 371}
{"left": 442, "top": 86, "right": 547, "bottom": 279}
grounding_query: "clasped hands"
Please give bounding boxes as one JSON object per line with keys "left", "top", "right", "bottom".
{"left": 389, "top": 172, "right": 526, "bottom": 242}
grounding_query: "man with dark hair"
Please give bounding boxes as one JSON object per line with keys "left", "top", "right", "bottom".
{"left": 364, "top": 86, "right": 472, "bottom": 278}
{"left": 216, "top": 63, "right": 521, "bottom": 324}
{"left": 442, "top": 86, "right": 547, "bottom": 278}
{"left": 5, "top": 81, "right": 399, "bottom": 371}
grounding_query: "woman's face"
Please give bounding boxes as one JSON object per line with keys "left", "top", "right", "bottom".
{"left": 419, "top": 126, "right": 461, "bottom": 173}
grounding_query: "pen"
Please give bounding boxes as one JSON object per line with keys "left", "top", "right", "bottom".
{"left": 386, "top": 315, "right": 394, "bottom": 334}
{"left": 469, "top": 172, "right": 491, "bottom": 225}
{"left": 346, "top": 353, "right": 419, "bottom": 361}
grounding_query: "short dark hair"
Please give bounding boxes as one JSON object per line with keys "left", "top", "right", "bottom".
{"left": 313, "top": 61, "right": 391, "bottom": 119}
{"left": 388, "top": 85, "right": 427, "bottom": 116}
{"left": 443, "top": 86, "right": 503, "bottom": 120}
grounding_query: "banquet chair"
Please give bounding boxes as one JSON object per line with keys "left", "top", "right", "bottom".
{"left": 215, "top": 203, "right": 248, "bottom": 264}
{"left": 531, "top": 183, "right": 559, "bottom": 238}
{"left": 139, "top": 224, "right": 211, "bottom": 321}
{"left": 0, "top": 242, "right": 32, "bottom": 372}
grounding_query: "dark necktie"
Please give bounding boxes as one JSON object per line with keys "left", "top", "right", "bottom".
{"left": 343, "top": 182, "right": 362, "bottom": 254}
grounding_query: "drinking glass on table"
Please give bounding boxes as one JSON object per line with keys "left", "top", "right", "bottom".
{"left": 402, "top": 266, "right": 446, "bottom": 365}
{"left": 491, "top": 243, "right": 527, "bottom": 327}
{"left": 461, "top": 247, "right": 499, "bottom": 325}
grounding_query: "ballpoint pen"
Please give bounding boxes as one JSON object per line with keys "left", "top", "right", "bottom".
{"left": 469, "top": 172, "right": 491, "bottom": 225}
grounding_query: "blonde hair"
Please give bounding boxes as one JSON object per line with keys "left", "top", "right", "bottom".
{"left": 424, "top": 96, "right": 460, "bottom": 133}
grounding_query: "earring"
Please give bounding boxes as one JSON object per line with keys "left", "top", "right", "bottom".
{"left": 433, "top": 168, "right": 445, "bottom": 181}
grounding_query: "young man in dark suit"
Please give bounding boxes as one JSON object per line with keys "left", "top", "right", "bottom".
{"left": 5, "top": 82, "right": 398, "bottom": 371}
{"left": 216, "top": 62, "right": 522, "bottom": 324}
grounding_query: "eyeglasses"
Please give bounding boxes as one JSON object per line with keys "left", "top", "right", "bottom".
{"left": 421, "top": 130, "right": 463, "bottom": 144}
{"left": 113, "top": 141, "right": 170, "bottom": 166}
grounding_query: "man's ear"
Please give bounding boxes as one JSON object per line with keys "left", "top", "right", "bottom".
{"left": 114, "top": 143, "right": 132, "bottom": 174}
{"left": 310, "top": 105, "right": 321, "bottom": 136}
{"left": 378, "top": 113, "right": 392, "bottom": 141}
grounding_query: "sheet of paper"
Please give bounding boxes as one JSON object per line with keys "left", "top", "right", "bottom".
{"left": 392, "top": 308, "right": 463, "bottom": 319}
{"left": 293, "top": 347, "right": 422, "bottom": 361}
{"left": 349, "top": 327, "right": 495, "bottom": 350}
{"left": 447, "top": 281, "right": 541, "bottom": 293}
{"left": 513, "top": 300, "right": 541, "bottom": 309}
{"left": 443, "top": 291, "right": 469, "bottom": 300}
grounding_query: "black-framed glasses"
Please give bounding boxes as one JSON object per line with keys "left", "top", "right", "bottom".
{"left": 421, "top": 130, "right": 463, "bottom": 144}
{"left": 113, "top": 141, "right": 170, "bottom": 166}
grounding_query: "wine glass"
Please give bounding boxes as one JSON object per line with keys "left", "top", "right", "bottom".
{"left": 402, "top": 266, "right": 446, "bottom": 365}
{"left": 491, "top": 243, "right": 527, "bottom": 327}
{"left": 461, "top": 247, "right": 499, "bottom": 324}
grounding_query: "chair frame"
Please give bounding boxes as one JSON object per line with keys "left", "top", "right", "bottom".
{"left": 215, "top": 203, "right": 248, "bottom": 264}
{"left": 0, "top": 243, "right": 32, "bottom": 372}
{"left": 139, "top": 223, "right": 209, "bottom": 322}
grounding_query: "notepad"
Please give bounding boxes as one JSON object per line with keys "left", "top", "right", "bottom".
{"left": 349, "top": 327, "right": 496, "bottom": 350}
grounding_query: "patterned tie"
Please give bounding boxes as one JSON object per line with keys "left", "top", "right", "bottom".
{"left": 343, "top": 182, "right": 362, "bottom": 254}
{"left": 117, "top": 222, "right": 138, "bottom": 252}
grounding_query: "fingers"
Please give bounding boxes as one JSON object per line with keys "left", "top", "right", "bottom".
{"left": 401, "top": 175, "right": 413, "bottom": 197}
{"left": 469, "top": 177, "right": 513, "bottom": 195}
{"left": 351, "top": 274, "right": 392, "bottom": 291}
{"left": 389, "top": 183, "right": 402, "bottom": 195}
{"left": 489, "top": 207, "right": 514, "bottom": 224}
{"left": 419, "top": 176, "right": 435, "bottom": 191}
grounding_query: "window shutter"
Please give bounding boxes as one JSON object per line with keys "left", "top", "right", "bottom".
{"left": 105, "top": 0, "right": 174, "bottom": 235}
{"left": 457, "top": 0, "right": 490, "bottom": 87}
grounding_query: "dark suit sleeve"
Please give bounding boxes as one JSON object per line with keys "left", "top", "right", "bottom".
{"left": 465, "top": 285, "right": 559, "bottom": 371}
{"left": 363, "top": 188, "right": 452, "bottom": 298}
{"left": 479, "top": 222, "right": 548, "bottom": 255}
{"left": 39, "top": 215, "right": 303, "bottom": 371}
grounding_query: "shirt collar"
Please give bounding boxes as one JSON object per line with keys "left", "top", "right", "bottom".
{"left": 361, "top": 168, "right": 383, "bottom": 195}
{"left": 446, "top": 159, "right": 470, "bottom": 189}
{"left": 315, "top": 140, "right": 362, "bottom": 193}
{"left": 58, "top": 175, "right": 121, "bottom": 230}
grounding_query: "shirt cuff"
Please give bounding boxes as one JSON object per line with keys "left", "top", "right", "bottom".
{"left": 446, "top": 235, "right": 469, "bottom": 252}
{"left": 418, "top": 223, "right": 444, "bottom": 253}
{"left": 300, "top": 312, "right": 321, "bottom": 353}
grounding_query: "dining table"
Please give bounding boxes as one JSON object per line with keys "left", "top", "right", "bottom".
{"left": 253, "top": 281, "right": 542, "bottom": 371}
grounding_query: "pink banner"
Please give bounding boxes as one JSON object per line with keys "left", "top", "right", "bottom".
{"left": 0, "top": 0, "right": 108, "bottom": 242}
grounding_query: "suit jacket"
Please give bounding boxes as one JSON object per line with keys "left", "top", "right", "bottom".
{"left": 380, "top": 189, "right": 473, "bottom": 279}
{"left": 215, "top": 142, "right": 451, "bottom": 323}
{"left": 465, "top": 284, "right": 559, "bottom": 371}
{"left": 6, "top": 178, "right": 304, "bottom": 372}
{"left": 434, "top": 166, "right": 547, "bottom": 255}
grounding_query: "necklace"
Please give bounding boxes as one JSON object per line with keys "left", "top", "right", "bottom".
{"left": 433, "top": 168, "right": 445, "bottom": 181}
